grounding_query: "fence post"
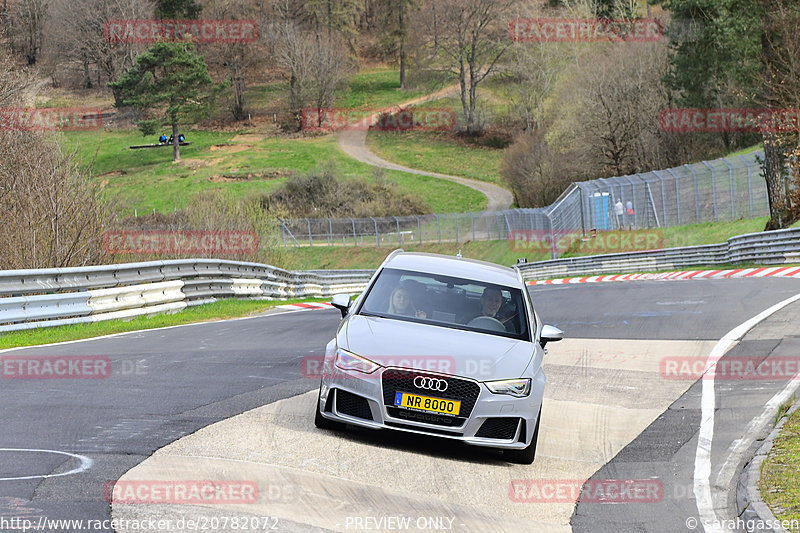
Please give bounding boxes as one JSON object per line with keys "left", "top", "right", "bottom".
{"left": 666, "top": 168, "right": 682, "bottom": 225}
{"left": 653, "top": 171, "right": 668, "bottom": 227}
{"left": 416, "top": 215, "right": 422, "bottom": 243}
{"left": 740, "top": 154, "right": 755, "bottom": 217}
{"left": 701, "top": 161, "right": 718, "bottom": 221}
{"left": 306, "top": 218, "right": 312, "bottom": 246}
{"left": 435, "top": 214, "right": 441, "bottom": 243}
{"left": 454, "top": 213, "right": 459, "bottom": 242}
{"left": 370, "top": 217, "right": 378, "bottom": 246}
{"left": 350, "top": 217, "right": 357, "bottom": 247}
{"left": 328, "top": 218, "right": 333, "bottom": 246}
{"left": 471, "top": 213, "right": 475, "bottom": 241}
{"left": 547, "top": 213, "right": 556, "bottom": 260}
{"left": 720, "top": 158, "right": 735, "bottom": 220}
{"left": 685, "top": 164, "right": 701, "bottom": 222}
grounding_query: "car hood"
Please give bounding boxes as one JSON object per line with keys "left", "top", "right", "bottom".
{"left": 340, "top": 315, "right": 536, "bottom": 381}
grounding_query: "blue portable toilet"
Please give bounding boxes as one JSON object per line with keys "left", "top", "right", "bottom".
{"left": 592, "top": 192, "right": 611, "bottom": 230}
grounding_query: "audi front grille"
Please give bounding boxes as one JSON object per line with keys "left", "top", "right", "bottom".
{"left": 381, "top": 368, "right": 481, "bottom": 427}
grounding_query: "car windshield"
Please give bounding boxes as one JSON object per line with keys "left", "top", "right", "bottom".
{"left": 358, "top": 267, "right": 531, "bottom": 341}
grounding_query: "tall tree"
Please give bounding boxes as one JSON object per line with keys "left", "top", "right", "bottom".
{"left": 376, "top": 0, "right": 417, "bottom": 89}
{"left": 304, "top": 0, "right": 361, "bottom": 41}
{"left": 155, "top": 0, "right": 201, "bottom": 19}
{"left": 419, "top": 0, "right": 512, "bottom": 135}
{"left": 4, "top": 0, "right": 47, "bottom": 64}
{"left": 657, "top": 0, "right": 798, "bottom": 228}
{"left": 109, "top": 41, "right": 226, "bottom": 162}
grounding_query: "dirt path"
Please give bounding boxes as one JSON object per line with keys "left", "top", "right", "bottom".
{"left": 337, "top": 85, "right": 514, "bottom": 212}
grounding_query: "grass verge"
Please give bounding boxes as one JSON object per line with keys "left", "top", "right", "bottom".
{"left": 0, "top": 298, "right": 328, "bottom": 350}
{"left": 366, "top": 130, "right": 505, "bottom": 185}
{"left": 760, "top": 402, "right": 800, "bottom": 532}
{"left": 63, "top": 131, "right": 486, "bottom": 215}
{"left": 282, "top": 217, "right": 791, "bottom": 270}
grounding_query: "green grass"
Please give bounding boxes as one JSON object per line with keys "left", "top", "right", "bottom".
{"left": 335, "top": 68, "right": 431, "bottom": 110}
{"left": 282, "top": 239, "right": 548, "bottom": 270}
{"left": 727, "top": 144, "right": 764, "bottom": 157}
{"left": 281, "top": 216, "right": 791, "bottom": 270}
{"left": 761, "top": 404, "right": 800, "bottom": 532}
{"left": 366, "top": 130, "right": 505, "bottom": 184}
{"left": 62, "top": 130, "right": 486, "bottom": 215}
{"left": 0, "top": 297, "right": 327, "bottom": 350}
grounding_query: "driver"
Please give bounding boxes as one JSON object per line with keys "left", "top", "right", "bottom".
{"left": 472, "top": 287, "right": 517, "bottom": 331}
{"left": 480, "top": 287, "right": 503, "bottom": 318}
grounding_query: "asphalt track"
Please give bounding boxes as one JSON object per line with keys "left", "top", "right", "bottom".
{"left": 1, "top": 278, "right": 799, "bottom": 532}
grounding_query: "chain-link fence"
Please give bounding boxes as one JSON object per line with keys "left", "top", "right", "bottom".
{"left": 279, "top": 151, "right": 767, "bottom": 257}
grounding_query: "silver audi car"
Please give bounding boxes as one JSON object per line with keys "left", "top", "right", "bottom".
{"left": 314, "top": 250, "right": 563, "bottom": 464}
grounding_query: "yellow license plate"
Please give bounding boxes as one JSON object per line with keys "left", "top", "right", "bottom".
{"left": 394, "top": 392, "right": 461, "bottom": 415}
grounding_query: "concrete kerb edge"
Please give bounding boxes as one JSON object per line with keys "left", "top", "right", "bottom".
{"left": 737, "top": 400, "right": 800, "bottom": 533}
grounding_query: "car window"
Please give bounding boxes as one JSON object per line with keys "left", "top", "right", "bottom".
{"left": 358, "top": 267, "right": 530, "bottom": 341}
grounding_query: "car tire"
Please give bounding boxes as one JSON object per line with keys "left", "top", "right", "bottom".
{"left": 505, "top": 408, "right": 541, "bottom": 465}
{"left": 314, "top": 388, "right": 344, "bottom": 430}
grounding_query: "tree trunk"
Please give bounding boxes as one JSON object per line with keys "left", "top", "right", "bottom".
{"left": 171, "top": 117, "right": 180, "bottom": 162}
{"left": 399, "top": 5, "right": 406, "bottom": 89}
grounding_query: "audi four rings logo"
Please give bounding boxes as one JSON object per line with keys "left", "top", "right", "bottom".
{"left": 414, "top": 376, "right": 448, "bottom": 392}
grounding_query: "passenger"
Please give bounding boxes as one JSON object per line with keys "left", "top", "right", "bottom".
{"left": 388, "top": 287, "right": 427, "bottom": 319}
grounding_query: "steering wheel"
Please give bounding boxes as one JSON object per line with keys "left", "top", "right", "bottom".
{"left": 467, "top": 316, "right": 506, "bottom": 332}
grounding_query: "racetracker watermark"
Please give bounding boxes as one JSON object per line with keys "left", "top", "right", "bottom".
{"left": 104, "top": 480, "right": 258, "bottom": 504}
{"left": 300, "top": 108, "right": 456, "bottom": 132}
{"left": 103, "top": 19, "right": 258, "bottom": 43}
{"left": 509, "top": 18, "right": 664, "bottom": 43}
{"left": 661, "top": 356, "right": 800, "bottom": 381}
{"left": 509, "top": 230, "right": 664, "bottom": 255}
{"left": 0, "top": 108, "right": 104, "bottom": 131}
{"left": 509, "top": 479, "right": 663, "bottom": 503}
{"left": 103, "top": 230, "right": 259, "bottom": 256}
{"left": 660, "top": 108, "right": 800, "bottom": 133}
{"left": 302, "top": 355, "right": 494, "bottom": 380}
{"left": 1, "top": 356, "right": 112, "bottom": 379}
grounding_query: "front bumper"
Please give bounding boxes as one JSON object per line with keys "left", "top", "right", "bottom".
{"left": 318, "top": 365, "right": 545, "bottom": 450}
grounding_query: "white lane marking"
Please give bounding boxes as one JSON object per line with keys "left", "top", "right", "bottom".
{"left": 694, "top": 292, "right": 800, "bottom": 533}
{"left": 0, "top": 448, "right": 93, "bottom": 481}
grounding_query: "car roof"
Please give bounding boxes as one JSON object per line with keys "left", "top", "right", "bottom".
{"left": 381, "top": 251, "right": 523, "bottom": 287}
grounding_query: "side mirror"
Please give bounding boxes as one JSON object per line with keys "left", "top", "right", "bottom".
{"left": 331, "top": 294, "right": 352, "bottom": 318}
{"left": 540, "top": 325, "right": 564, "bottom": 349}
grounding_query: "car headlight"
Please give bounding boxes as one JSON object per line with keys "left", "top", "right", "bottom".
{"left": 485, "top": 378, "right": 531, "bottom": 397}
{"left": 334, "top": 349, "right": 381, "bottom": 374}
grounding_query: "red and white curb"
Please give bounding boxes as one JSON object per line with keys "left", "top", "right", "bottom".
{"left": 274, "top": 302, "right": 335, "bottom": 311}
{"left": 527, "top": 266, "right": 800, "bottom": 286}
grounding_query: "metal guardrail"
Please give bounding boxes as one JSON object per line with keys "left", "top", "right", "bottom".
{"left": 517, "top": 228, "right": 800, "bottom": 280}
{"left": 0, "top": 228, "right": 797, "bottom": 332}
{"left": 0, "top": 260, "right": 374, "bottom": 333}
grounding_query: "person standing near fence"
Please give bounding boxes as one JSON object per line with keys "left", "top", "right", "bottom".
{"left": 626, "top": 201, "right": 634, "bottom": 230}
